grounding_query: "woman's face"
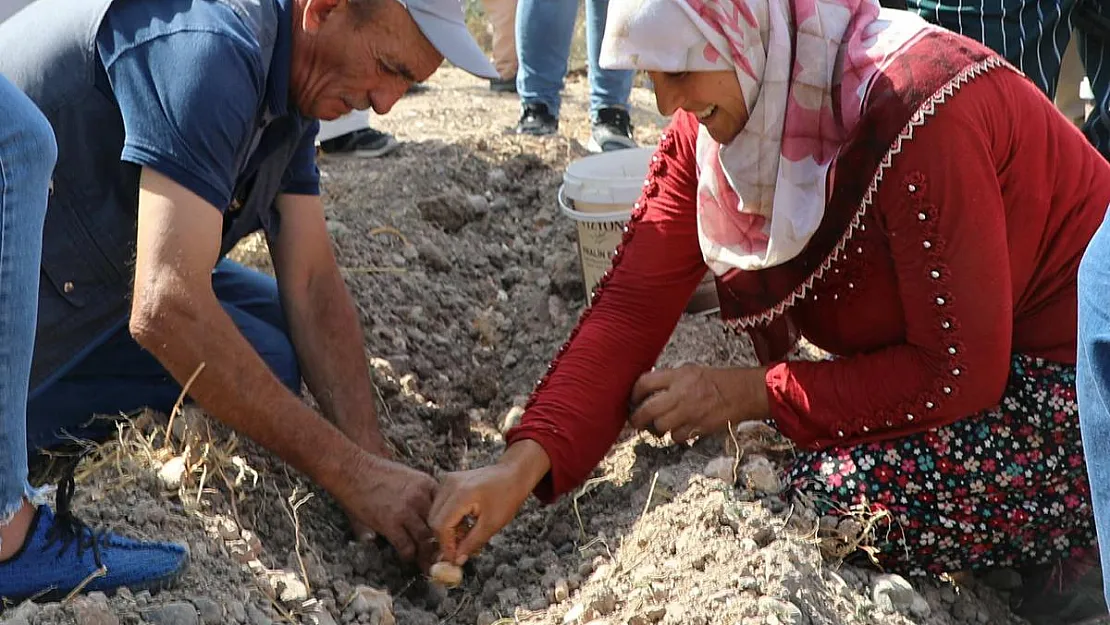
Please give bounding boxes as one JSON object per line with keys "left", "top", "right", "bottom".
{"left": 648, "top": 70, "right": 748, "bottom": 143}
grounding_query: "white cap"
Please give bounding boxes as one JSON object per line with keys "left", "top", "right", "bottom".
{"left": 398, "top": 0, "right": 499, "bottom": 79}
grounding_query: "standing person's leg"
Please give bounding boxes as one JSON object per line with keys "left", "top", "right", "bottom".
{"left": 1075, "top": 0, "right": 1110, "bottom": 160}
{"left": 514, "top": 0, "right": 576, "bottom": 134}
{"left": 481, "top": 0, "right": 518, "bottom": 91}
{"left": 0, "top": 74, "right": 55, "bottom": 562}
{"left": 0, "top": 74, "right": 188, "bottom": 604}
{"left": 584, "top": 0, "right": 636, "bottom": 152}
{"left": 1057, "top": 35, "right": 1088, "bottom": 126}
{"left": 26, "top": 259, "right": 301, "bottom": 452}
{"left": 1079, "top": 206, "right": 1110, "bottom": 609}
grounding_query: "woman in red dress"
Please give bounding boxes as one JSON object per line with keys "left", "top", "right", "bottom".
{"left": 430, "top": 0, "right": 1110, "bottom": 605}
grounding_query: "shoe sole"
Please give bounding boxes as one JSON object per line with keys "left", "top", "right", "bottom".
{"left": 4, "top": 555, "right": 189, "bottom": 605}
{"left": 350, "top": 138, "right": 401, "bottom": 159}
{"left": 516, "top": 128, "right": 557, "bottom": 137}
{"left": 587, "top": 136, "right": 638, "bottom": 153}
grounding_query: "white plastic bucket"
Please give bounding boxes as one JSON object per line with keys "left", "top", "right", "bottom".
{"left": 558, "top": 148, "right": 719, "bottom": 313}
{"left": 558, "top": 148, "right": 651, "bottom": 303}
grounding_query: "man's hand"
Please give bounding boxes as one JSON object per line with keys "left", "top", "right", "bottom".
{"left": 339, "top": 452, "right": 439, "bottom": 567}
{"left": 629, "top": 365, "right": 769, "bottom": 442}
{"left": 429, "top": 440, "right": 550, "bottom": 565}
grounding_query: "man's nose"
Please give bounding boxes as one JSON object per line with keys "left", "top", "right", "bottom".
{"left": 371, "top": 80, "right": 409, "bottom": 115}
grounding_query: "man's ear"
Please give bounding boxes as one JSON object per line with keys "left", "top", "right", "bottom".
{"left": 302, "top": 0, "right": 345, "bottom": 34}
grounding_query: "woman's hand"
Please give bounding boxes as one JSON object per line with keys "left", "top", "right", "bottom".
{"left": 429, "top": 440, "right": 551, "bottom": 565}
{"left": 629, "top": 365, "right": 769, "bottom": 442}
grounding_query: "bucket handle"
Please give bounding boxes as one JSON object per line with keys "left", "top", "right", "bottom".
{"left": 557, "top": 184, "right": 635, "bottom": 223}
{"left": 557, "top": 184, "right": 572, "bottom": 212}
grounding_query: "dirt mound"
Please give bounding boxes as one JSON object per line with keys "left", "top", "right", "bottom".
{"left": 3, "top": 70, "right": 1027, "bottom": 625}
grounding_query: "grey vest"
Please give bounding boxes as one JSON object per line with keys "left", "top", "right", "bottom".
{"left": 0, "top": 0, "right": 313, "bottom": 390}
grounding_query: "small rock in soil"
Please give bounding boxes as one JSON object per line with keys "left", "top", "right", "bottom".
{"left": 158, "top": 455, "right": 188, "bottom": 490}
{"left": 752, "top": 525, "right": 776, "bottom": 547}
{"left": 740, "top": 456, "right": 782, "bottom": 494}
{"left": 301, "top": 608, "right": 339, "bottom": 625}
{"left": 703, "top": 457, "right": 735, "bottom": 483}
{"left": 189, "top": 597, "right": 223, "bottom": 625}
{"left": 554, "top": 578, "right": 570, "bottom": 602}
{"left": 497, "top": 588, "right": 522, "bottom": 610}
{"left": 325, "top": 220, "right": 351, "bottom": 238}
{"left": 487, "top": 168, "right": 509, "bottom": 189}
{"left": 757, "top": 596, "right": 806, "bottom": 625}
{"left": 271, "top": 571, "right": 309, "bottom": 603}
{"left": 872, "top": 574, "right": 918, "bottom": 613}
{"left": 476, "top": 611, "right": 498, "bottom": 625}
{"left": 737, "top": 576, "right": 759, "bottom": 592}
{"left": 550, "top": 257, "right": 585, "bottom": 301}
{"left": 910, "top": 595, "right": 932, "bottom": 619}
{"left": 247, "top": 603, "right": 273, "bottom": 625}
{"left": 228, "top": 601, "right": 248, "bottom": 624}
{"left": 417, "top": 193, "right": 481, "bottom": 233}
{"left": 589, "top": 589, "right": 619, "bottom": 616}
{"left": 71, "top": 593, "right": 119, "bottom": 625}
{"left": 952, "top": 600, "right": 978, "bottom": 622}
{"left": 143, "top": 602, "right": 200, "bottom": 625}
{"left": 343, "top": 586, "right": 396, "bottom": 625}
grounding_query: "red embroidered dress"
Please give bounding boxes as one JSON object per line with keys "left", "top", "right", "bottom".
{"left": 507, "top": 32, "right": 1110, "bottom": 503}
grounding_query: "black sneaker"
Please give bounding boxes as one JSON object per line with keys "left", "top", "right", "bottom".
{"left": 490, "top": 77, "right": 517, "bottom": 93}
{"left": 516, "top": 103, "right": 558, "bottom": 136}
{"left": 318, "top": 128, "right": 400, "bottom": 158}
{"left": 406, "top": 82, "right": 430, "bottom": 95}
{"left": 589, "top": 107, "right": 637, "bottom": 153}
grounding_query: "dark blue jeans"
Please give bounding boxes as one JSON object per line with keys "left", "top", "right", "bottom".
{"left": 1077, "top": 204, "right": 1110, "bottom": 605}
{"left": 25, "top": 259, "right": 301, "bottom": 451}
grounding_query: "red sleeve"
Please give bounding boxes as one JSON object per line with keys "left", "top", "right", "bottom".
{"left": 767, "top": 82, "right": 1014, "bottom": 450}
{"left": 505, "top": 113, "right": 707, "bottom": 502}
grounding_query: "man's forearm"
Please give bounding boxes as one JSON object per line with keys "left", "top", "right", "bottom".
{"left": 131, "top": 285, "right": 365, "bottom": 499}
{"left": 281, "top": 264, "right": 385, "bottom": 453}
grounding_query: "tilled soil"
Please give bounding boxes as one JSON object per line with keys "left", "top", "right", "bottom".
{"left": 3, "top": 68, "right": 1030, "bottom": 625}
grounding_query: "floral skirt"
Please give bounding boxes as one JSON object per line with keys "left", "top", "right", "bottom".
{"left": 788, "top": 354, "right": 1097, "bottom": 577}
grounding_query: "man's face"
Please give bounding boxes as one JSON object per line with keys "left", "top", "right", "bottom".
{"left": 291, "top": 0, "right": 444, "bottom": 120}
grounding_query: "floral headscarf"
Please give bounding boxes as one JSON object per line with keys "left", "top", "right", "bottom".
{"left": 601, "top": 0, "right": 936, "bottom": 272}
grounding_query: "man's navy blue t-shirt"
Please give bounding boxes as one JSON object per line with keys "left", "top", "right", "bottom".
{"left": 94, "top": 0, "right": 319, "bottom": 211}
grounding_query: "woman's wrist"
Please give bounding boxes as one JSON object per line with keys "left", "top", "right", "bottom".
{"left": 499, "top": 439, "right": 552, "bottom": 493}
{"left": 712, "top": 366, "right": 770, "bottom": 423}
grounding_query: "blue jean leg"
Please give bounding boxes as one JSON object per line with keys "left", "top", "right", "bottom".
{"left": 0, "top": 75, "right": 57, "bottom": 528}
{"left": 25, "top": 259, "right": 301, "bottom": 452}
{"left": 516, "top": 0, "right": 632, "bottom": 117}
{"left": 1077, "top": 205, "right": 1110, "bottom": 606}
{"left": 584, "top": 0, "right": 632, "bottom": 116}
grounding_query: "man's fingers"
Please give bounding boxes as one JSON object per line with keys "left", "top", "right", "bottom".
{"left": 629, "top": 390, "right": 678, "bottom": 432}
{"left": 405, "top": 517, "right": 437, "bottom": 568}
{"left": 388, "top": 526, "right": 417, "bottom": 562}
{"left": 630, "top": 369, "right": 676, "bottom": 406}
